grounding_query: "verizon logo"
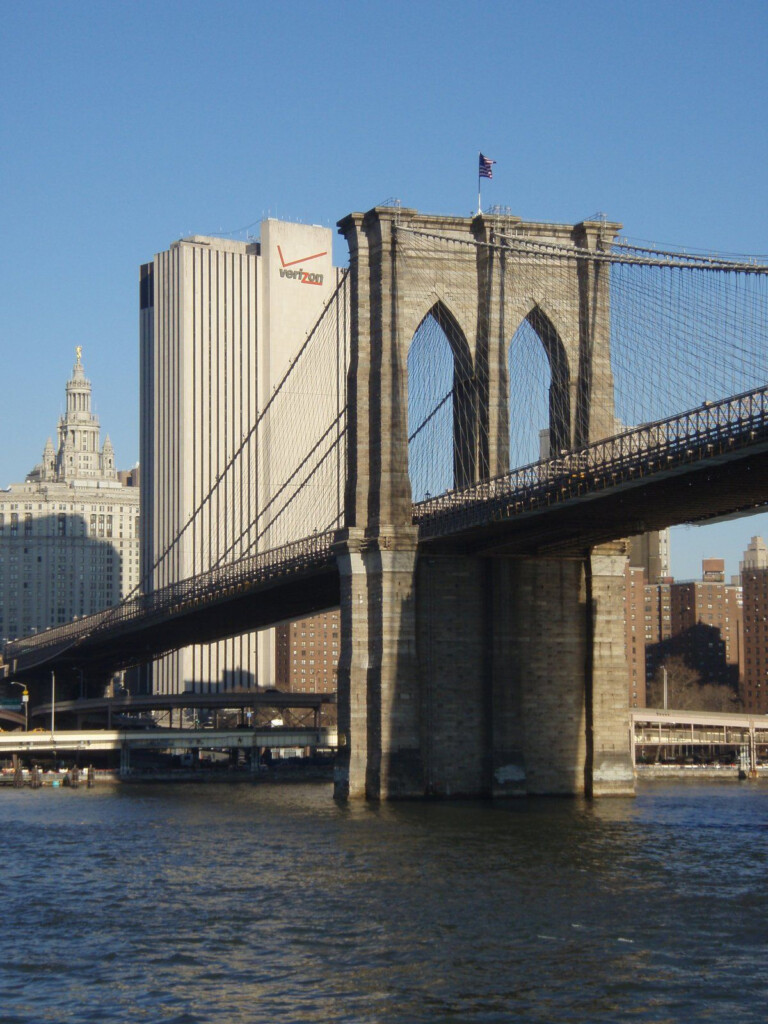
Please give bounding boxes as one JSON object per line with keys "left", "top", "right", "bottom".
{"left": 277, "top": 245, "right": 327, "bottom": 286}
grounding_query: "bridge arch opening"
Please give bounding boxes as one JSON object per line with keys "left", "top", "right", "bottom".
{"left": 408, "top": 302, "right": 475, "bottom": 501}
{"left": 508, "top": 306, "right": 571, "bottom": 469}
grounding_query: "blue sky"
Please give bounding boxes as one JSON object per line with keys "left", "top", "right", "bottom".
{"left": 2, "top": 0, "right": 766, "bottom": 580}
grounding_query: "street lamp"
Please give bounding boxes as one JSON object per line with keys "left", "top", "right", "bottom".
{"left": 10, "top": 681, "right": 29, "bottom": 731}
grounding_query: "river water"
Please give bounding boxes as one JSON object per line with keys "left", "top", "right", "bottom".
{"left": 0, "top": 778, "right": 766, "bottom": 1023}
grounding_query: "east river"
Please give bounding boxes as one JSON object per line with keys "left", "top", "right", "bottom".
{"left": 1, "top": 779, "right": 766, "bottom": 1023}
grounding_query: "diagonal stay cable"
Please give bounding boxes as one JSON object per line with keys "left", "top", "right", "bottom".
{"left": 230, "top": 426, "right": 348, "bottom": 563}
{"left": 211, "top": 413, "right": 347, "bottom": 568}
{"left": 133, "top": 273, "right": 349, "bottom": 600}
{"left": 409, "top": 388, "right": 454, "bottom": 444}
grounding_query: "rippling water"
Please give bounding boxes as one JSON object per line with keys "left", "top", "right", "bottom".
{"left": 1, "top": 779, "right": 766, "bottom": 1023}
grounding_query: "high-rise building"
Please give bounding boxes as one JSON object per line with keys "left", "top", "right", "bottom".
{"left": 643, "top": 576, "right": 674, "bottom": 652}
{"left": 643, "top": 559, "right": 742, "bottom": 698}
{"left": 627, "top": 529, "right": 670, "bottom": 584}
{"left": 628, "top": 548, "right": 747, "bottom": 708}
{"left": 624, "top": 528, "right": 672, "bottom": 706}
{"left": 140, "top": 221, "right": 346, "bottom": 694}
{"left": 740, "top": 537, "right": 768, "bottom": 712}
{"left": 0, "top": 351, "right": 140, "bottom": 648}
{"left": 275, "top": 610, "right": 340, "bottom": 694}
{"left": 624, "top": 563, "right": 647, "bottom": 707}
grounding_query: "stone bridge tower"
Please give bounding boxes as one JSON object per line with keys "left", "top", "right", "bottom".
{"left": 334, "top": 206, "right": 635, "bottom": 801}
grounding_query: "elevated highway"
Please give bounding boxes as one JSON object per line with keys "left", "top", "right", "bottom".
{"left": 0, "top": 725, "right": 338, "bottom": 778}
{"left": 0, "top": 726, "right": 337, "bottom": 757}
{"left": 30, "top": 688, "right": 336, "bottom": 724}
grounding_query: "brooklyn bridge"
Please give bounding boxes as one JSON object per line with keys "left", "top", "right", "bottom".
{"left": 3, "top": 206, "right": 768, "bottom": 801}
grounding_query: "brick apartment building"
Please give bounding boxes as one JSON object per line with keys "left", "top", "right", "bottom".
{"left": 626, "top": 556, "right": 743, "bottom": 707}
{"left": 740, "top": 536, "right": 768, "bottom": 712}
{"left": 275, "top": 610, "right": 340, "bottom": 694}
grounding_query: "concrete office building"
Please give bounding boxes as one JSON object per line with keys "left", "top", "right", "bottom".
{"left": 140, "top": 220, "right": 346, "bottom": 694}
{"left": 0, "top": 351, "right": 140, "bottom": 648}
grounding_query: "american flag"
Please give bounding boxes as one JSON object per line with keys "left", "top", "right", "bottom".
{"left": 479, "top": 153, "right": 495, "bottom": 179}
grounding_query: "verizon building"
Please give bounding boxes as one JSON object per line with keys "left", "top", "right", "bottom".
{"left": 140, "top": 220, "right": 345, "bottom": 694}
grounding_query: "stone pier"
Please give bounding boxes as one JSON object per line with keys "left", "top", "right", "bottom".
{"left": 335, "top": 205, "right": 633, "bottom": 800}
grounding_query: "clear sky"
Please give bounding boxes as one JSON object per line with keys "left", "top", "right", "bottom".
{"left": 2, "top": 0, "right": 766, "bottom": 581}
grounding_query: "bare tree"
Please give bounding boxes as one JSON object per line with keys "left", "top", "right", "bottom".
{"left": 647, "top": 656, "right": 742, "bottom": 711}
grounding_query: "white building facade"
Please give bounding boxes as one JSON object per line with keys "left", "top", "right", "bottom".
{"left": 140, "top": 220, "right": 346, "bottom": 694}
{"left": 0, "top": 351, "right": 141, "bottom": 646}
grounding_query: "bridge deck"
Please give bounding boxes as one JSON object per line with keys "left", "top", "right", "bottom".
{"left": 4, "top": 386, "right": 768, "bottom": 681}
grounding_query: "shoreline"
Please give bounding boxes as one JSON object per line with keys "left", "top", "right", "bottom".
{"left": 635, "top": 764, "right": 767, "bottom": 781}
{"left": 3, "top": 763, "right": 765, "bottom": 789}
{"left": 0, "top": 765, "right": 335, "bottom": 787}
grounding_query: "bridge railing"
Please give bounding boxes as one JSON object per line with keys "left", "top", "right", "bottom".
{"left": 4, "top": 531, "right": 337, "bottom": 664}
{"left": 414, "top": 384, "right": 768, "bottom": 538}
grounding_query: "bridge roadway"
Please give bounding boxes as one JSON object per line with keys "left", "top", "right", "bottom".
{"left": 3, "top": 385, "right": 768, "bottom": 684}
{"left": 415, "top": 384, "right": 768, "bottom": 556}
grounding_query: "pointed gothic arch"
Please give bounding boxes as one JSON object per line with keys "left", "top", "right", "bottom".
{"left": 508, "top": 304, "right": 572, "bottom": 467}
{"left": 407, "top": 300, "right": 476, "bottom": 498}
